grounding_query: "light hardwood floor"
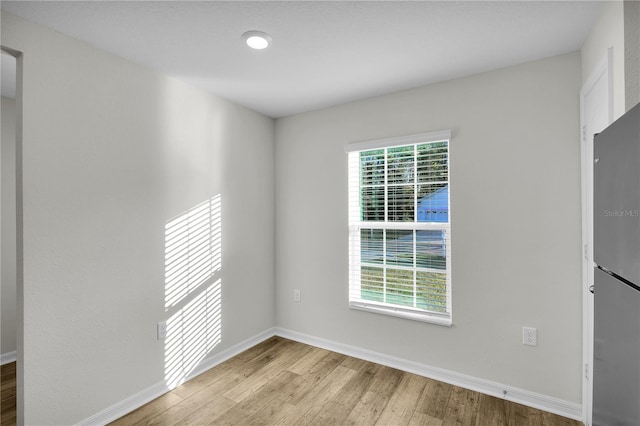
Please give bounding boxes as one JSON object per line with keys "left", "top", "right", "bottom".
{"left": 111, "top": 337, "right": 581, "bottom": 426}
{"left": 0, "top": 361, "right": 16, "bottom": 426}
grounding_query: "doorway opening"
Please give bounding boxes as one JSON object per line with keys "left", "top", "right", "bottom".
{"left": 1, "top": 46, "right": 23, "bottom": 425}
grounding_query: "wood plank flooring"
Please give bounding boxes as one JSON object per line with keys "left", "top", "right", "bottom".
{"left": 1, "top": 361, "right": 16, "bottom": 426}
{"left": 111, "top": 337, "right": 581, "bottom": 426}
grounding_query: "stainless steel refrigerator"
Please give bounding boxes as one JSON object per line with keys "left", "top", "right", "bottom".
{"left": 593, "top": 102, "right": 640, "bottom": 426}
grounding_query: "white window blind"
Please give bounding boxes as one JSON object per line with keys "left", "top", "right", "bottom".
{"left": 347, "top": 131, "right": 452, "bottom": 325}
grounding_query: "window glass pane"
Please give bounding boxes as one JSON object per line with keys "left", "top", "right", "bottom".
{"left": 361, "top": 229, "right": 383, "bottom": 264}
{"left": 417, "top": 142, "right": 448, "bottom": 183}
{"left": 416, "top": 271, "right": 447, "bottom": 312}
{"left": 360, "top": 150, "right": 385, "bottom": 186}
{"left": 417, "top": 183, "right": 448, "bottom": 223}
{"left": 386, "top": 268, "right": 414, "bottom": 307}
{"left": 388, "top": 185, "right": 414, "bottom": 222}
{"left": 416, "top": 230, "right": 447, "bottom": 269}
{"left": 361, "top": 186, "right": 384, "bottom": 221}
{"left": 386, "top": 229, "right": 414, "bottom": 266}
{"left": 361, "top": 266, "right": 384, "bottom": 302}
{"left": 388, "top": 146, "right": 415, "bottom": 184}
{"left": 349, "top": 136, "right": 450, "bottom": 320}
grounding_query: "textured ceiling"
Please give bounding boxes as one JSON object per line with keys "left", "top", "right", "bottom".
{"left": 1, "top": 1, "right": 602, "bottom": 117}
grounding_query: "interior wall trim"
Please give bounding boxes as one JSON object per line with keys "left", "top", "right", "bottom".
{"left": 75, "top": 328, "right": 276, "bottom": 426}
{"left": 275, "top": 327, "right": 582, "bottom": 422}
{"left": 75, "top": 326, "right": 582, "bottom": 425}
{"left": 0, "top": 351, "right": 16, "bottom": 365}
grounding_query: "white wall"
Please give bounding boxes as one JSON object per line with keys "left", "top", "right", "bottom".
{"left": 1, "top": 12, "right": 275, "bottom": 425}
{"left": 1, "top": 95, "right": 17, "bottom": 357}
{"left": 275, "top": 52, "right": 583, "bottom": 403}
{"left": 581, "top": 1, "right": 626, "bottom": 119}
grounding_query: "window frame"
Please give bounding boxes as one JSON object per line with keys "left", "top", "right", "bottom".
{"left": 346, "top": 130, "right": 452, "bottom": 326}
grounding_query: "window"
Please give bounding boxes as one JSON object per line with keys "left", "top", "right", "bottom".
{"left": 346, "top": 131, "right": 452, "bottom": 326}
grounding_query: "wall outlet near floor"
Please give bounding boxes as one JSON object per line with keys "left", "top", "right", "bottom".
{"left": 157, "top": 321, "right": 167, "bottom": 340}
{"left": 522, "top": 327, "right": 537, "bottom": 346}
{"left": 294, "top": 289, "right": 301, "bottom": 302}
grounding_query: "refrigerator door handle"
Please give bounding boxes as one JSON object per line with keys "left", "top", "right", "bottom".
{"left": 596, "top": 264, "right": 640, "bottom": 293}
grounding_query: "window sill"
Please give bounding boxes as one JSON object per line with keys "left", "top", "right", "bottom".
{"left": 349, "top": 302, "right": 452, "bottom": 327}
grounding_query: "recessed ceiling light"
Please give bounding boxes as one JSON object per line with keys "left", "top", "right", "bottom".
{"left": 242, "top": 30, "right": 272, "bottom": 50}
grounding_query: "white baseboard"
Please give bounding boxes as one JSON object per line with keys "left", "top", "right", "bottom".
{"left": 76, "top": 328, "right": 276, "bottom": 426}
{"left": 274, "top": 327, "right": 583, "bottom": 422}
{"left": 0, "top": 351, "right": 16, "bottom": 365}
{"left": 77, "top": 326, "right": 582, "bottom": 425}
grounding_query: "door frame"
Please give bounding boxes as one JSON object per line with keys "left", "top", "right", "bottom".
{"left": 1, "top": 44, "right": 24, "bottom": 426}
{"left": 580, "top": 48, "right": 613, "bottom": 426}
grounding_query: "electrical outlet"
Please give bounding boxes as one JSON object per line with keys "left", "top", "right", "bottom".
{"left": 157, "top": 321, "right": 167, "bottom": 340}
{"left": 522, "top": 327, "right": 537, "bottom": 346}
{"left": 294, "top": 289, "right": 301, "bottom": 302}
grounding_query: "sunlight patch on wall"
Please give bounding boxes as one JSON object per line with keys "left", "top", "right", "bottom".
{"left": 165, "top": 196, "right": 222, "bottom": 309}
{"left": 164, "top": 278, "right": 222, "bottom": 388}
{"left": 164, "top": 195, "right": 222, "bottom": 388}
